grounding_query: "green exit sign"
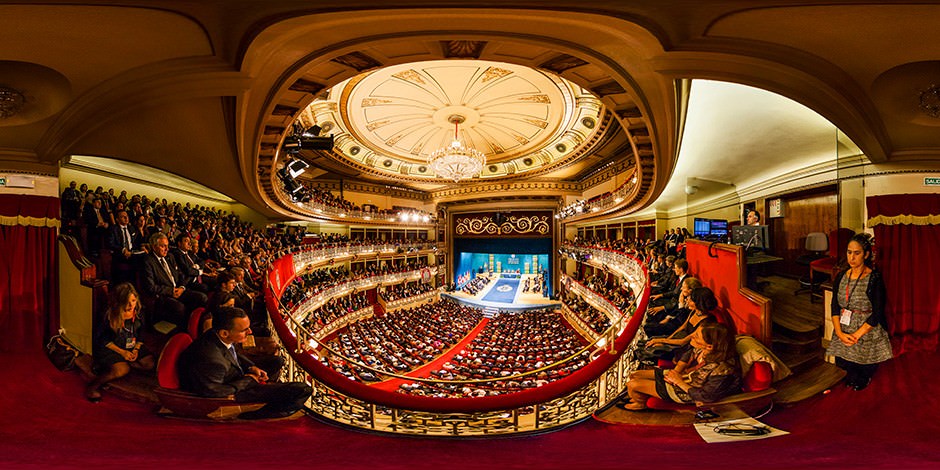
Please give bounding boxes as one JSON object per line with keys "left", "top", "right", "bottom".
{"left": 926, "top": 177, "right": 940, "bottom": 186}
{"left": 0, "top": 177, "right": 5, "bottom": 187}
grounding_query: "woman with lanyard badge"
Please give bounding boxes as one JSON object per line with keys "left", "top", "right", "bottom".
{"left": 85, "top": 283, "right": 155, "bottom": 402}
{"left": 827, "top": 233, "right": 892, "bottom": 391}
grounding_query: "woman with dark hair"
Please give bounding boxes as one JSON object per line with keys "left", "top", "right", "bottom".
{"left": 639, "top": 286, "right": 719, "bottom": 362}
{"left": 621, "top": 322, "right": 741, "bottom": 410}
{"left": 828, "top": 233, "right": 891, "bottom": 391}
{"left": 85, "top": 283, "right": 155, "bottom": 402}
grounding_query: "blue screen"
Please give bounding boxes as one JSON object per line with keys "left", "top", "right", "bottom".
{"left": 694, "top": 218, "right": 711, "bottom": 237}
{"left": 709, "top": 219, "right": 728, "bottom": 236}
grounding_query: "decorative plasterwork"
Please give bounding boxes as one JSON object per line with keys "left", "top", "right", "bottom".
{"left": 454, "top": 213, "right": 551, "bottom": 236}
{"left": 303, "top": 60, "right": 605, "bottom": 182}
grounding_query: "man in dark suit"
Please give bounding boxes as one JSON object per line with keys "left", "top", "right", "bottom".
{"left": 172, "top": 234, "right": 209, "bottom": 293}
{"left": 177, "top": 307, "right": 310, "bottom": 420}
{"left": 82, "top": 198, "right": 109, "bottom": 256}
{"left": 140, "top": 232, "right": 207, "bottom": 327}
{"left": 107, "top": 209, "right": 146, "bottom": 285}
{"left": 647, "top": 259, "right": 690, "bottom": 321}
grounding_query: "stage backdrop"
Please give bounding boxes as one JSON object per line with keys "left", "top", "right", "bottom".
{"left": 452, "top": 210, "right": 553, "bottom": 296}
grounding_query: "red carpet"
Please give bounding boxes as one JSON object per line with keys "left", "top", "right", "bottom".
{"left": 2, "top": 348, "right": 940, "bottom": 469}
{"left": 371, "top": 318, "right": 488, "bottom": 392}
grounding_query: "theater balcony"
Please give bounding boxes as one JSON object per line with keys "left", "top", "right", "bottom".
{"left": 266, "top": 242, "right": 651, "bottom": 436}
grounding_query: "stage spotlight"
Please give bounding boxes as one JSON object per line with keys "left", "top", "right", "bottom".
{"left": 303, "top": 125, "right": 322, "bottom": 137}
{"left": 422, "top": 215, "right": 429, "bottom": 222}
{"left": 287, "top": 159, "right": 309, "bottom": 178}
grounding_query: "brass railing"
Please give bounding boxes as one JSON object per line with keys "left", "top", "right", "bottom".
{"left": 272, "top": 243, "right": 650, "bottom": 436}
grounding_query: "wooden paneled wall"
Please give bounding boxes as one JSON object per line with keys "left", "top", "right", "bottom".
{"left": 768, "top": 187, "right": 838, "bottom": 278}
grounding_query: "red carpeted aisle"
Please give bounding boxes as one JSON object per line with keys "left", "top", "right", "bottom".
{"left": 3, "top": 349, "right": 940, "bottom": 469}
{"left": 371, "top": 318, "right": 488, "bottom": 392}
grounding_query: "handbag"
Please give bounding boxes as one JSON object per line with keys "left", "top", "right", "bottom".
{"left": 46, "top": 335, "right": 82, "bottom": 371}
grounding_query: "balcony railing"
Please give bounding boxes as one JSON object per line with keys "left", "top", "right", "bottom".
{"left": 557, "top": 171, "right": 638, "bottom": 220}
{"left": 289, "top": 267, "right": 438, "bottom": 324}
{"left": 266, "top": 242, "right": 651, "bottom": 436}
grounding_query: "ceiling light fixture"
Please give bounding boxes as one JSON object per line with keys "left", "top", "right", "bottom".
{"left": 0, "top": 86, "right": 25, "bottom": 119}
{"left": 428, "top": 115, "right": 485, "bottom": 182}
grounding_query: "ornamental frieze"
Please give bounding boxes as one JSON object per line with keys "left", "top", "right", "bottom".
{"left": 454, "top": 213, "right": 551, "bottom": 236}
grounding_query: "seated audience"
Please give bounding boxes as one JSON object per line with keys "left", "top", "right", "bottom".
{"left": 643, "top": 276, "right": 703, "bottom": 337}
{"left": 85, "top": 283, "right": 155, "bottom": 402}
{"left": 141, "top": 233, "right": 208, "bottom": 328}
{"left": 178, "top": 307, "right": 311, "bottom": 420}
{"left": 641, "top": 286, "right": 718, "bottom": 361}
{"left": 620, "top": 322, "right": 741, "bottom": 410}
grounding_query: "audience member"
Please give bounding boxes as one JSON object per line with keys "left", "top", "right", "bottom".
{"left": 141, "top": 232, "right": 207, "bottom": 328}
{"left": 178, "top": 307, "right": 311, "bottom": 420}
{"left": 620, "top": 322, "right": 741, "bottom": 410}
{"left": 85, "top": 283, "right": 155, "bottom": 402}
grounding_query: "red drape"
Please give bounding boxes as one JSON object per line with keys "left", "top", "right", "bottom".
{"left": 867, "top": 194, "right": 940, "bottom": 355}
{"left": 0, "top": 194, "right": 59, "bottom": 353}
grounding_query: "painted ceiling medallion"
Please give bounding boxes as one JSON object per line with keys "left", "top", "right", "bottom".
{"left": 301, "top": 59, "right": 605, "bottom": 182}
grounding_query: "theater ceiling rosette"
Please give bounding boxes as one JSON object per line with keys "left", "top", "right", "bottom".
{"left": 295, "top": 60, "right": 608, "bottom": 187}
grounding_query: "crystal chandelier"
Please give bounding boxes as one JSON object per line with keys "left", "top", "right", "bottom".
{"left": 428, "top": 115, "right": 485, "bottom": 182}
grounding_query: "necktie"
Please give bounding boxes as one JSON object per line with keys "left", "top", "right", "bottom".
{"left": 159, "top": 257, "right": 176, "bottom": 287}
{"left": 228, "top": 345, "right": 242, "bottom": 372}
{"left": 95, "top": 209, "right": 104, "bottom": 225}
{"left": 122, "top": 226, "right": 132, "bottom": 250}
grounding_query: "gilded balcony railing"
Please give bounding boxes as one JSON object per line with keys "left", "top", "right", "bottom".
{"left": 269, "top": 242, "right": 650, "bottom": 436}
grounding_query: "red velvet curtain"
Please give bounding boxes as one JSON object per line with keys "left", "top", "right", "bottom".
{"left": 867, "top": 194, "right": 940, "bottom": 355}
{"left": 0, "top": 194, "right": 59, "bottom": 353}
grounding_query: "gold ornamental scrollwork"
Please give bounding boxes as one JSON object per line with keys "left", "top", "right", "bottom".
{"left": 456, "top": 215, "right": 550, "bottom": 235}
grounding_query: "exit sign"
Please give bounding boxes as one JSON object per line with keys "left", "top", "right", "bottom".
{"left": 926, "top": 177, "right": 940, "bottom": 186}
{"left": 0, "top": 177, "right": 5, "bottom": 187}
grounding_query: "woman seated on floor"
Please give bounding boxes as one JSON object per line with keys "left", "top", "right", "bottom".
{"left": 85, "top": 283, "right": 155, "bottom": 402}
{"left": 640, "top": 286, "right": 718, "bottom": 361}
{"left": 620, "top": 322, "right": 741, "bottom": 410}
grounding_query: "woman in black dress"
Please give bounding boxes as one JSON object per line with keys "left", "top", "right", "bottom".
{"left": 85, "top": 283, "right": 155, "bottom": 402}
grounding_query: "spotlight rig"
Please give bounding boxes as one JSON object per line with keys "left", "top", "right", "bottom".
{"left": 283, "top": 124, "right": 334, "bottom": 152}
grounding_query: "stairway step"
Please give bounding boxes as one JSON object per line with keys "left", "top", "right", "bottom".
{"left": 776, "top": 349, "right": 823, "bottom": 374}
{"left": 773, "top": 360, "right": 846, "bottom": 405}
{"left": 772, "top": 334, "right": 821, "bottom": 355}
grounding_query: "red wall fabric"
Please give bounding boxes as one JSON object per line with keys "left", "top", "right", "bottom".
{"left": 685, "top": 240, "right": 770, "bottom": 343}
{"left": 867, "top": 194, "right": 940, "bottom": 354}
{"left": 0, "top": 194, "right": 60, "bottom": 353}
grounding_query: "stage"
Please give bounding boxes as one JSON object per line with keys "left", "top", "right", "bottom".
{"left": 446, "top": 273, "right": 560, "bottom": 311}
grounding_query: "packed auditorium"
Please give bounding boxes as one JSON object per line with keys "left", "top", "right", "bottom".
{"left": 3, "top": 2, "right": 940, "bottom": 468}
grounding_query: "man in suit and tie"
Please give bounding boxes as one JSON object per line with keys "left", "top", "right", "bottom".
{"left": 107, "top": 209, "right": 145, "bottom": 285}
{"left": 172, "top": 234, "right": 209, "bottom": 293}
{"left": 82, "top": 198, "right": 110, "bottom": 256}
{"left": 646, "top": 259, "right": 690, "bottom": 321}
{"left": 141, "top": 232, "right": 207, "bottom": 328}
{"left": 177, "top": 307, "right": 311, "bottom": 420}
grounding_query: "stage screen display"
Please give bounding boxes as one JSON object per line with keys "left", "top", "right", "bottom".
{"left": 453, "top": 237, "right": 552, "bottom": 297}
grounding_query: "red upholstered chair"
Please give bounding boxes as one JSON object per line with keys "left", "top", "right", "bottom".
{"left": 809, "top": 228, "right": 855, "bottom": 302}
{"left": 644, "top": 360, "right": 775, "bottom": 412}
{"left": 187, "top": 307, "right": 205, "bottom": 339}
{"left": 153, "top": 333, "right": 262, "bottom": 419}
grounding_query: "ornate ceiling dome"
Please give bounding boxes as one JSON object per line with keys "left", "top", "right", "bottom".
{"left": 301, "top": 60, "right": 606, "bottom": 183}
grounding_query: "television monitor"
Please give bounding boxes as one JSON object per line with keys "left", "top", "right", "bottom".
{"left": 732, "top": 224, "right": 769, "bottom": 251}
{"left": 693, "top": 218, "right": 711, "bottom": 237}
{"left": 709, "top": 219, "right": 729, "bottom": 237}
